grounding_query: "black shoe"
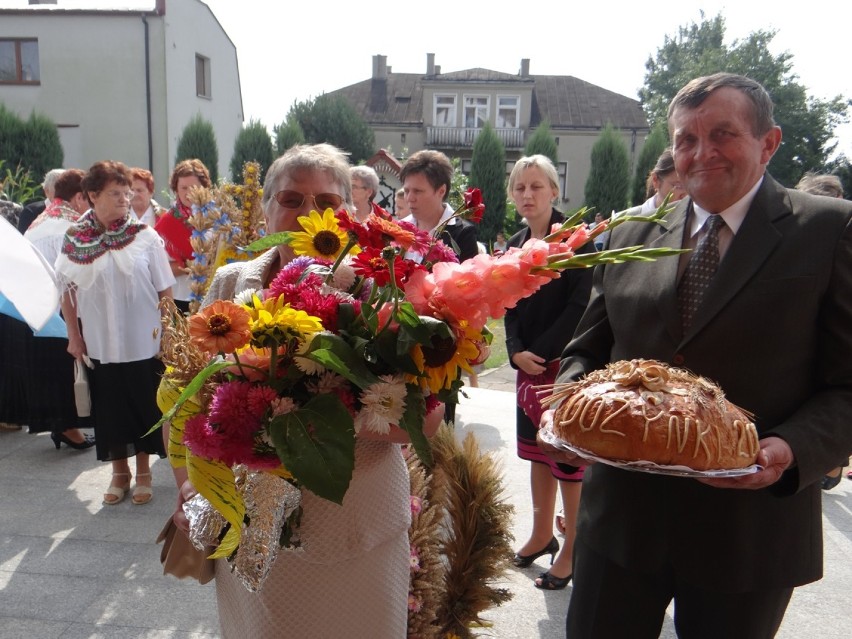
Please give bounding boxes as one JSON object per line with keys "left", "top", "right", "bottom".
{"left": 51, "top": 432, "right": 96, "bottom": 450}
{"left": 822, "top": 473, "right": 842, "bottom": 490}
{"left": 535, "top": 570, "right": 573, "bottom": 590}
{"left": 513, "top": 536, "right": 559, "bottom": 568}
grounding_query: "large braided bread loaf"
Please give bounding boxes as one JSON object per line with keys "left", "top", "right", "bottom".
{"left": 551, "top": 360, "right": 759, "bottom": 470}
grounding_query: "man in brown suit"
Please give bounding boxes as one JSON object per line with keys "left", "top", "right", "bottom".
{"left": 542, "top": 73, "right": 852, "bottom": 638}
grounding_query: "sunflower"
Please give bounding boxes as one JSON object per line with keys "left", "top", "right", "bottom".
{"left": 288, "top": 208, "right": 354, "bottom": 260}
{"left": 406, "top": 324, "right": 479, "bottom": 394}
{"left": 188, "top": 300, "right": 252, "bottom": 354}
{"left": 245, "top": 294, "right": 324, "bottom": 346}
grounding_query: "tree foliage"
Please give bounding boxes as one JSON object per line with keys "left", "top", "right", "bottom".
{"left": 175, "top": 114, "right": 219, "bottom": 182}
{"left": 584, "top": 123, "right": 630, "bottom": 217}
{"left": 825, "top": 154, "right": 852, "bottom": 200}
{"left": 639, "top": 13, "right": 849, "bottom": 187}
{"left": 469, "top": 123, "right": 506, "bottom": 244}
{"left": 630, "top": 123, "right": 668, "bottom": 206}
{"left": 524, "top": 120, "right": 559, "bottom": 168}
{"left": 288, "top": 94, "right": 374, "bottom": 163}
{"left": 0, "top": 105, "right": 63, "bottom": 188}
{"left": 230, "top": 119, "right": 274, "bottom": 181}
{"left": 274, "top": 117, "right": 306, "bottom": 155}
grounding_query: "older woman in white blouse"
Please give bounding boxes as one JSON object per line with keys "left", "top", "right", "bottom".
{"left": 57, "top": 161, "right": 174, "bottom": 506}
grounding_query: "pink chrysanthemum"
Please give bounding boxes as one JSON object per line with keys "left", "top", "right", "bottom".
{"left": 182, "top": 413, "right": 226, "bottom": 460}
{"left": 208, "top": 381, "right": 260, "bottom": 436}
{"left": 245, "top": 384, "right": 278, "bottom": 419}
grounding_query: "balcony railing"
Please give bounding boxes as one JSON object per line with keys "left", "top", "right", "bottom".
{"left": 426, "top": 126, "right": 525, "bottom": 149}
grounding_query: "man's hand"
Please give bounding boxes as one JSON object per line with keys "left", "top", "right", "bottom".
{"left": 536, "top": 409, "right": 590, "bottom": 467}
{"left": 698, "top": 436, "right": 794, "bottom": 490}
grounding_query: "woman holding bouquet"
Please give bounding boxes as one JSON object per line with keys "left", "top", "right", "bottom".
{"left": 56, "top": 161, "right": 173, "bottom": 505}
{"left": 504, "top": 155, "right": 593, "bottom": 590}
{"left": 187, "top": 144, "right": 440, "bottom": 638}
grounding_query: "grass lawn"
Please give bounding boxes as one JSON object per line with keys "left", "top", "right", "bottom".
{"left": 482, "top": 318, "right": 508, "bottom": 370}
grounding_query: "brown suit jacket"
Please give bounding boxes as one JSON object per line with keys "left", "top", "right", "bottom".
{"left": 558, "top": 173, "right": 852, "bottom": 592}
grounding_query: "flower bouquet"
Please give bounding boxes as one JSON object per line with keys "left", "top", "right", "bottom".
{"left": 157, "top": 189, "right": 684, "bottom": 591}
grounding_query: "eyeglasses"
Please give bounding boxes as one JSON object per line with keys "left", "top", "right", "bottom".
{"left": 101, "top": 190, "right": 133, "bottom": 200}
{"left": 274, "top": 190, "right": 344, "bottom": 211}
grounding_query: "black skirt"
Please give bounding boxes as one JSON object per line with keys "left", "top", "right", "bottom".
{"left": 0, "top": 315, "right": 30, "bottom": 426}
{"left": 89, "top": 357, "right": 166, "bottom": 462}
{"left": 22, "top": 331, "right": 90, "bottom": 434}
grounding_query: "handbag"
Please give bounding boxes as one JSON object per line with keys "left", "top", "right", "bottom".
{"left": 156, "top": 516, "right": 216, "bottom": 584}
{"left": 73, "top": 358, "right": 91, "bottom": 417}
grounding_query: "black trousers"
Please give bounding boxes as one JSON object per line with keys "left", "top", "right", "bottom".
{"left": 566, "top": 537, "right": 793, "bottom": 639}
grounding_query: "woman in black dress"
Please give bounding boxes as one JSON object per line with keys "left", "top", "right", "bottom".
{"left": 504, "top": 155, "right": 593, "bottom": 590}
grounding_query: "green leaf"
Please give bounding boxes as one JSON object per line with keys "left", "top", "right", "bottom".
{"left": 399, "top": 385, "right": 433, "bottom": 467}
{"left": 373, "top": 329, "right": 422, "bottom": 376}
{"left": 242, "top": 231, "right": 292, "bottom": 253}
{"left": 545, "top": 246, "right": 689, "bottom": 269}
{"left": 150, "top": 358, "right": 232, "bottom": 434}
{"left": 394, "top": 301, "right": 421, "bottom": 328}
{"left": 306, "top": 333, "right": 381, "bottom": 389}
{"left": 269, "top": 393, "right": 356, "bottom": 504}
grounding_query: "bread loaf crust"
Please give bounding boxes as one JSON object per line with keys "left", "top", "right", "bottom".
{"left": 550, "top": 360, "right": 759, "bottom": 470}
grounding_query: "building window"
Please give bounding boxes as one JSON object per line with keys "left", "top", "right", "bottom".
{"left": 496, "top": 95, "right": 519, "bottom": 128}
{"left": 434, "top": 94, "right": 456, "bottom": 127}
{"left": 464, "top": 95, "right": 489, "bottom": 128}
{"left": 0, "top": 39, "right": 40, "bottom": 84}
{"left": 196, "top": 54, "right": 211, "bottom": 98}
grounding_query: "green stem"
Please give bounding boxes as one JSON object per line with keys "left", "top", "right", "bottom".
{"left": 324, "top": 237, "right": 358, "bottom": 286}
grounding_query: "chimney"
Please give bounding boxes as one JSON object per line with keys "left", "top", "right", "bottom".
{"left": 372, "top": 54, "right": 388, "bottom": 80}
{"left": 427, "top": 53, "right": 435, "bottom": 76}
{"left": 28, "top": 0, "right": 58, "bottom": 4}
{"left": 520, "top": 58, "right": 530, "bottom": 77}
{"left": 434, "top": 65, "right": 441, "bottom": 76}
{"left": 155, "top": 0, "right": 166, "bottom": 15}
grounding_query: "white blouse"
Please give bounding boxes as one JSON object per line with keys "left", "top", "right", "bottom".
{"left": 56, "top": 227, "right": 175, "bottom": 364}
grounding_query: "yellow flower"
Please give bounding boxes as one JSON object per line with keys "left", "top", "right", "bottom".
{"left": 246, "top": 294, "right": 324, "bottom": 345}
{"left": 288, "top": 208, "right": 354, "bottom": 259}
{"left": 407, "top": 323, "right": 478, "bottom": 394}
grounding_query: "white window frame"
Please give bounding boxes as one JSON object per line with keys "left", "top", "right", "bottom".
{"left": 196, "top": 54, "right": 211, "bottom": 98}
{"left": 496, "top": 95, "right": 520, "bottom": 129}
{"left": 463, "top": 94, "right": 490, "bottom": 129}
{"left": 433, "top": 94, "right": 457, "bottom": 127}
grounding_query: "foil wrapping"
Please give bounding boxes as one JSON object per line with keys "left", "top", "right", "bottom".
{"left": 183, "top": 493, "right": 227, "bottom": 550}
{"left": 181, "top": 466, "right": 303, "bottom": 592}
{"left": 231, "top": 466, "right": 303, "bottom": 592}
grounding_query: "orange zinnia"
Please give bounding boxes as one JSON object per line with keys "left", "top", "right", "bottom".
{"left": 367, "top": 214, "right": 416, "bottom": 250}
{"left": 188, "top": 300, "right": 252, "bottom": 354}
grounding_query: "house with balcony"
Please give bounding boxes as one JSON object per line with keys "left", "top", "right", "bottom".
{"left": 0, "top": 0, "right": 243, "bottom": 203}
{"left": 330, "top": 54, "right": 650, "bottom": 208}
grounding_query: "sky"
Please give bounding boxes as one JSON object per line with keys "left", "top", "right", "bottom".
{"left": 7, "top": 0, "right": 852, "bottom": 158}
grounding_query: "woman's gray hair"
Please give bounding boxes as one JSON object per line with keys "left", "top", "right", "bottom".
{"left": 42, "top": 168, "right": 66, "bottom": 198}
{"left": 262, "top": 143, "right": 352, "bottom": 213}
{"left": 350, "top": 165, "right": 380, "bottom": 201}
{"left": 507, "top": 154, "right": 560, "bottom": 199}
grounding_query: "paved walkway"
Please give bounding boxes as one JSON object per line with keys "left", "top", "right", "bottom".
{"left": 0, "top": 364, "right": 849, "bottom": 637}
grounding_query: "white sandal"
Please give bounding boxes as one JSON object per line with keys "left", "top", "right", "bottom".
{"left": 103, "top": 472, "right": 131, "bottom": 506}
{"left": 132, "top": 472, "right": 153, "bottom": 505}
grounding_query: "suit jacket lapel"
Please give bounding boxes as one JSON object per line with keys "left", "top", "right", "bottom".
{"left": 681, "top": 174, "right": 788, "bottom": 344}
{"left": 644, "top": 199, "right": 689, "bottom": 344}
